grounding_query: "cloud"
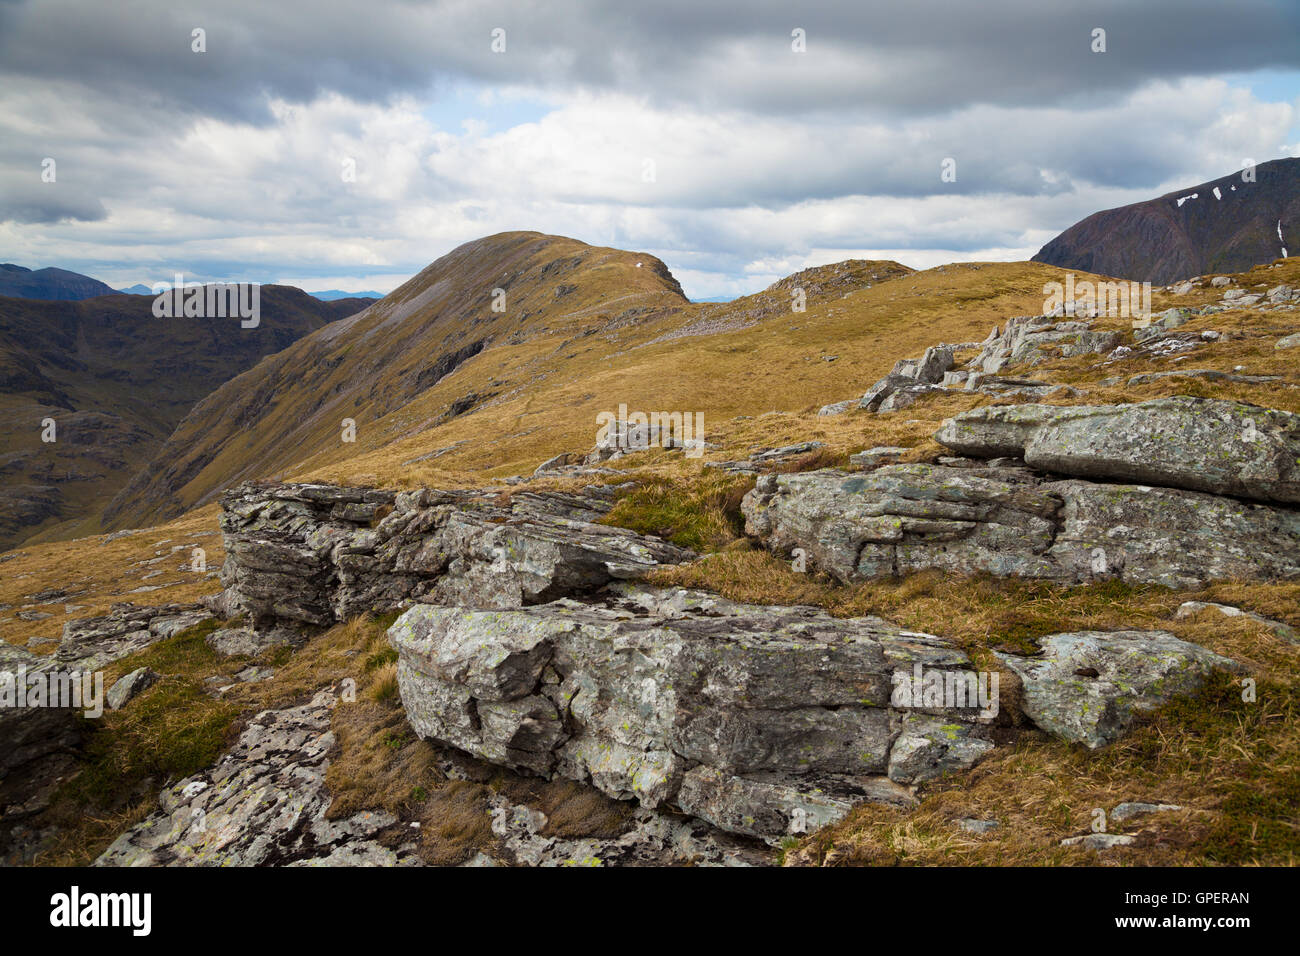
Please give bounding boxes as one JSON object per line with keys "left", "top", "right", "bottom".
{"left": 0, "top": 0, "right": 1297, "bottom": 297}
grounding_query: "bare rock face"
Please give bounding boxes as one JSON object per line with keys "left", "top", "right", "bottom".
{"left": 389, "top": 583, "right": 995, "bottom": 842}
{"left": 996, "top": 631, "right": 1239, "bottom": 748}
{"left": 215, "top": 481, "right": 693, "bottom": 630}
{"left": 741, "top": 463, "right": 1300, "bottom": 588}
{"left": 936, "top": 397, "right": 1300, "bottom": 505}
{"left": 0, "top": 644, "right": 86, "bottom": 824}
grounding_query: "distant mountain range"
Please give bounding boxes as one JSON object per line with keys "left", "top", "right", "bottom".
{"left": 0, "top": 267, "right": 387, "bottom": 303}
{"left": 1033, "top": 157, "right": 1298, "bottom": 284}
{"left": 0, "top": 264, "right": 117, "bottom": 300}
{"left": 310, "top": 289, "right": 385, "bottom": 301}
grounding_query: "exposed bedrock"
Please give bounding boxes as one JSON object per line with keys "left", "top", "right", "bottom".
{"left": 388, "top": 583, "right": 997, "bottom": 842}
{"left": 742, "top": 462, "right": 1300, "bottom": 589}
{"left": 935, "top": 396, "right": 1300, "bottom": 505}
{"left": 387, "top": 583, "right": 1236, "bottom": 840}
{"left": 214, "top": 481, "right": 693, "bottom": 629}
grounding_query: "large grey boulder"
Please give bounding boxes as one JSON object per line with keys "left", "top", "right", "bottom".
{"left": 937, "top": 397, "right": 1300, "bottom": 505}
{"left": 742, "top": 463, "right": 1300, "bottom": 588}
{"left": 996, "top": 631, "right": 1238, "bottom": 748}
{"left": 389, "top": 583, "right": 994, "bottom": 842}
{"left": 216, "top": 481, "right": 693, "bottom": 630}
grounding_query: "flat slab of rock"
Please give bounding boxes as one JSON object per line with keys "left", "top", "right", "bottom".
{"left": 743, "top": 463, "right": 1300, "bottom": 588}
{"left": 995, "top": 630, "right": 1237, "bottom": 748}
{"left": 936, "top": 397, "right": 1300, "bottom": 505}
{"left": 388, "top": 583, "right": 994, "bottom": 842}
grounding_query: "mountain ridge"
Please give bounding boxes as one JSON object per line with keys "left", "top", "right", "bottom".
{"left": 1032, "top": 157, "right": 1298, "bottom": 284}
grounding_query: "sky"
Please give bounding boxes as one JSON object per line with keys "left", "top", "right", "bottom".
{"left": 0, "top": 0, "right": 1298, "bottom": 301}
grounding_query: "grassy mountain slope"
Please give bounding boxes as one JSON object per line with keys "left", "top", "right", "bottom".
{"left": 1033, "top": 157, "right": 1299, "bottom": 284}
{"left": 0, "top": 288, "right": 371, "bottom": 549}
{"left": 6, "top": 250, "right": 1300, "bottom": 866}
{"left": 104, "top": 232, "right": 695, "bottom": 526}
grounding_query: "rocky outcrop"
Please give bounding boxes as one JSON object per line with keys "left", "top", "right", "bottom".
{"left": 388, "top": 582, "right": 995, "bottom": 842}
{"left": 215, "top": 481, "right": 693, "bottom": 630}
{"left": 858, "top": 345, "right": 955, "bottom": 412}
{"left": 995, "top": 631, "right": 1238, "bottom": 748}
{"left": 742, "top": 462, "right": 1300, "bottom": 588}
{"left": 0, "top": 644, "right": 86, "bottom": 822}
{"left": 56, "top": 603, "right": 211, "bottom": 672}
{"left": 838, "top": 316, "right": 1116, "bottom": 417}
{"left": 965, "top": 316, "right": 1120, "bottom": 375}
{"left": 387, "top": 580, "right": 1239, "bottom": 841}
{"left": 936, "top": 397, "right": 1300, "bottom": 505}
{"left": 96, "top": 687, "right": 415, "bottom": 866}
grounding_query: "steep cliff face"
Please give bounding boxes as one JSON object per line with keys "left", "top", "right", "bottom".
{"left": 1033, "top": 157, "right": 1299, "bottom": 283}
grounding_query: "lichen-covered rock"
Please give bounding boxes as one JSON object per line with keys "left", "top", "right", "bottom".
{"left": 389, "top": 583, "right": 991, "bottom": 842}
{"left": 205, "top": 626, "right": 300, "bottom": 658}
{"left": 887, "top": 714, "right": 996, "bottom": 784}
{"left": 995, "top": 631, "right": 1238, "bottom": 748}
{"left": 742, "top": 463, "right": 1300, "bottom": 588}
{"left": 742, "top": 464, "right": 1063, "bottom": 581}
{"left": 56, "top": 603, "right": 211, "bottom": 672}
{"left": 216, "top": 481, "right": 693, "bottom": 630}
{"left": 106, "top": 667, "right": 159, "bottom": 710}
{"left": 95, "top": 687, "right": 414, "bottom": 866}
{"left": 937, "top": 397, "right": 1300, "bottom": 505}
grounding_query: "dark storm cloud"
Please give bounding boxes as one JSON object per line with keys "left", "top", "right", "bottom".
{"left": 1, "top": 0, "right": 1296, "bottom": 123}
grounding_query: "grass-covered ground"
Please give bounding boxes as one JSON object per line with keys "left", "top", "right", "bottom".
{"left": 4, "top": 254, "right": 1300, "bottom": 865}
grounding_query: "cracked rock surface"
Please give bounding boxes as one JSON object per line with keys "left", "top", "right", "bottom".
{"left": 216, "top": 480, "right": 693, "bottom": 629}
{"left": 388, "top": 582, "right": 995, "bottom": 842}
{"left": 742, "top": 462, "right": 1300, "bottom": 588}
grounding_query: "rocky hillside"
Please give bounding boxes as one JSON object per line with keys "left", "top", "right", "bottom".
{"left": 1033, "top": 157, "right": 1298, "bottom": 284}
{"left": 0, "top": 264, "right": 117, "bottom": 301}
{"left": 102, "top": 233, "right": 1040, "bottom": 535}
{"left": 99, "top": 232, "right": 698, "bottom": 528}
{"left": 2, "top": 245, "right": 1299, "bottom": 868}
{"left": 0, "top": 287, "right": 373, "bottom": 550}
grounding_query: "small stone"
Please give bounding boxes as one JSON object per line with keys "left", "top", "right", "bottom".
{"left": 1061, "top": 833, "right": 1135, "bottom": 850}
{"left": 107, "top": 667, "right": 159, "bottom": 710}
{"left": 1110, "top": 801, "right": 1182, "bottom": 822}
